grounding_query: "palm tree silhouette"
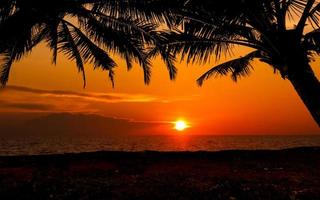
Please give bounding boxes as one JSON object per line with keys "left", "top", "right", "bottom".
{"left": 158, "top": 0, "right": 320, "bottom": 126}
{"left": 3, "top": 0, "right": 319, "bottom": 126}
{"left": 0, "top": 0, "right": 177, "bottom": 87}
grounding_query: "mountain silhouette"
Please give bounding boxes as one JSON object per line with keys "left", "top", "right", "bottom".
{"left": 0, "top": 113, "right": 155, "bottom": 137}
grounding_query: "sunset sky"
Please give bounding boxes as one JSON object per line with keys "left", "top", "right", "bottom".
{"left": 1, "top": 43, "right": 320, "bottom": 135}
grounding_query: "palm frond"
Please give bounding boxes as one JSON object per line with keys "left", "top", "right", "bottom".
{"left": 83, "top": 14, "right": 153, "bottom": 84}
{"left": 197, "top": 51, "right": 260, "bottom": 86}
{"left": 156, "top": 30, "right": 263, "bottom": 66}
{"left": 63, "top": 20, "right": 117, "bottom": 86}
{"left": 303, "top": 28, "right": 320, "bottom": 53}
{"left": 44, "top": 19, "right": 60, "bottom": 65}
{"left": 92, "top": 0, "right": 184, "bottom": 27}
{"left": 146, "top": 30, "right": 177, "bottom": 80}
{"left": 305, "top": 1, "right": 320, "bottom": 29}
{"left": 0, "top": 23, "right": 46, "bottom": 86}
{"left": 0, "top": 50, "right": 14, "bottom": 86}
{"left": 59, "top": 21, "right": 86, "bottom": 87}
{"left": 296, "top": 0, "right": 315, "bottom": 34}
{"left": 148, "top": 45, "right": 177, "bottom": 80}
{"left": 0, "top": 0, "right": 17, "bottom": 23}
{"left": 1, "top": 0, "right": 180, "bottom": 86}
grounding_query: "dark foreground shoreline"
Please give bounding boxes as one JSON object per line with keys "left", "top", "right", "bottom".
{"left": 1, "top": 147, "right": 320, "bottom": 200}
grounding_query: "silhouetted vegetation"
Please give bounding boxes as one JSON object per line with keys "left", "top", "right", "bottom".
{"left": 1, "top": 0, "right": 320, "bottom": 126}
{"left": 0, "top": 0, "right": 178, "bottom": 87}
{"left": 156, "top": 0, "right": 320, "bottom": 126}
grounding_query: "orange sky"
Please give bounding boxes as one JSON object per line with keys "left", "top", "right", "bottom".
{"left": 1, "top": 42, "right": 320, "bottom": 135}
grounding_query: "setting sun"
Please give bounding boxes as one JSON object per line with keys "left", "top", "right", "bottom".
{"left": 174, "top": 120, "right": 189, "bottom": 131}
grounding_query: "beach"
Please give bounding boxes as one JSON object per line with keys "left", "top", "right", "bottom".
{"left": 0, "top": 147, "right": 319, "bottom": 199}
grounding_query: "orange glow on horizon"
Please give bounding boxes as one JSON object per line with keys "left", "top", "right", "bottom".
{"left": 1, "top": 42, "right": 319, "bottom": 134}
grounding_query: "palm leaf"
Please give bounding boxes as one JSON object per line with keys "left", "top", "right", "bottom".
{"left": 44, "top": 19, "right": 60, "bottom": 65}
{"left": 147, "top": 31, "right": 177, "bottom": 80}
{"left": 92, "top": 0, "right": 184, "bottom": 26}
{"left": 59, "top": 21, "right": 86, "bottom": 87}
{"left": 197, "top": 51, "right": 260, "bottom": 86}
{"left": 304, "top": 28, "right": 320, "bottom": 53}
{"left": 157, "top": 30, "right": 262, "bottom": 66}
{"left": 0, "top": 23, "right": 46, "bottom": 86}
{"left": 83, "top": 14, "right": 153, "bottom": 84}
{"left": 63, "top": 19, "right": 117, "bottom": 86}
{"left": 1, "top": 0, "right": 174, "bottom": 86}
{"left": 0, "top": 50, "right": 14, "bottom": 86}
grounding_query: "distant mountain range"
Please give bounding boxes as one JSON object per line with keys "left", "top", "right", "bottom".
{"left": 0, "top": 113, "right": 156, "bottom": 137}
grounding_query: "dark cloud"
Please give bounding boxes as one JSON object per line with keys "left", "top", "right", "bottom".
{"left": 0, "top": 85, "right": 157, "bottom": 103}
{"left": 1, "top": 85, "right": 120, "bottom": 99}
{"left": 0, "top": 103, "right": 54, "bottom": 110}
{"left": 0, "top": 100, "right": 55, "bottom": 111}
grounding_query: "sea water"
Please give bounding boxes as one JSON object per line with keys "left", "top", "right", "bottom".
{"left": 0, "top": 135, "right": 319, "bottom": 155}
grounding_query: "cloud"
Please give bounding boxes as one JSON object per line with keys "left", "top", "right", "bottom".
{"left": 0, "top": 85, "right": 196, "bottom": 114}
{"left": 0, "top": 101, "right": 55, "bottom": 111}
{"left": 0, "top": 85, "right": 157, "bottom": 103}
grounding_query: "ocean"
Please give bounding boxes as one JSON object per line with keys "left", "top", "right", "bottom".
{"left": 0, "top": 135, "right": 319, "bottom": 156}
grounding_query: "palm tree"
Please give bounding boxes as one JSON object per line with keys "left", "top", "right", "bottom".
{"left": 0, "top": 0, "right": 178, "bottom": 87}
{"left": 157, "top": 0, "right": 320, "bottom": 126}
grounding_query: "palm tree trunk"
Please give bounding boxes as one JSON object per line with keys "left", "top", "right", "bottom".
{"left": 287, "top": 62, "right": 320, "bottom": 127}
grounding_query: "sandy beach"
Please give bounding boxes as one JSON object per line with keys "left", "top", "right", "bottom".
{"left": 0, "top": 147, "right": 319, "bottom": 199}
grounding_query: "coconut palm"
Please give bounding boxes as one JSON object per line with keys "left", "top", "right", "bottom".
{"left": 157, "top": 0, "right": 320, "bottom": 126}
{"left": 0, "top": 0, "right": 179, "bottom": 87}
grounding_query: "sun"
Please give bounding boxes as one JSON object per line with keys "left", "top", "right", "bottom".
{"left": 174, "top": 120, "right": 189, "bottom": 131}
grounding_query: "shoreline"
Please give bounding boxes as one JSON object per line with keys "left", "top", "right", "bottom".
{"left": 0, "top": 146, "right": 319, "bottom": 159}
{"left": 1, "top": 147, "right": 319, "bottom": 199}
